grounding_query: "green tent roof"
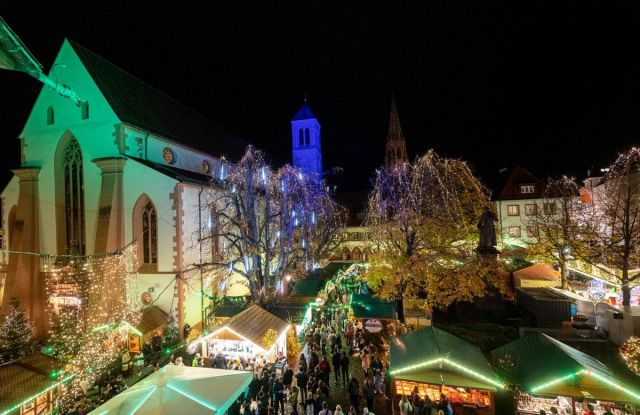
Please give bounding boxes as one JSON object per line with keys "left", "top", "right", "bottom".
{"left": 492, "top": 333, "right": 640, "bottom": 403}
{"left": 350, "top": 292, "right": 396, "bottom": 320}
{"left": 291, "top": 262, "right": 349, "bottom": 297}
{"left": 390, "top": 326, "right": 502, "bottom": 391}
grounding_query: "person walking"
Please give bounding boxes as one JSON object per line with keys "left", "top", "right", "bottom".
{"left": 296, "top": 368, "right": 308, "bottom": 406}
{"left": 371, "top": 356, "right": 383, "bottom": 394}
{"left": 273, "top": 376, "right": 285, "bottom": 415}
{"left": 283, "top": 364, "right": 294, "bottom": 390}
{"left": 348, "top": 377, "right": 360, "bottom": 413}
{"left": 363, "top": 376, "right": 375, "bottom": 412}
{"left": 399, "top": 395, "right": 413, "bottom": 415}
{"left": 305, "top": 391, "right": 315, "bottom": 415}
{"left": 332, "top": 349, "right": 342, "bottom": 385}
{"left": 319, "top": 402, "right": 333, "bottom": 415}
{"left": 290, "top": 385, "right": 299, "bottom": 415}
{"left": 340, "top": 352, "right": 350, "bottom": 387}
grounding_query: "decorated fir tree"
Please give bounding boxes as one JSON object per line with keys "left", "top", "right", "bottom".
{"left": 0, "top": 299, "right": 34, "bottom": 362}
{"left": 163, "top": 311, "right": 179, "bottom": 346}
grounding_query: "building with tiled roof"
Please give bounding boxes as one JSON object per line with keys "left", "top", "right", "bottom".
{"left": 493, "top": 166, "right": 557, "bottom": 249}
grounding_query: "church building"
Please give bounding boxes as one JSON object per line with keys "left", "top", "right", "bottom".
{"left": 0, "top": 39, "right": 251, "bottom": 337}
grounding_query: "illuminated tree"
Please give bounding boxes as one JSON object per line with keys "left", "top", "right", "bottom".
{"left": 578, "top": 148, "right": 640, "bottom": 305}
{"left": 0, "top": 299, "right": 34, "bottom": 362}
{"left": 364, "top": 150, "right": 503, "bottom": 321}
{"left": 201, "top": 146, "right": 343, "bottom": 306}
{"left": 526, "top": 176, "right": 584, "bottom": 289}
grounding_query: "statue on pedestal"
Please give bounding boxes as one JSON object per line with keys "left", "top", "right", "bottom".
{"left": 477, "top": 206, "right": 498, "bottom": 255}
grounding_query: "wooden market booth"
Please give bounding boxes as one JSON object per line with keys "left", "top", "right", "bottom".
{"left": 0, "top": 353, "right": 69, "bottom": 415}
{"left": 492, "top": 332, "right": 640, "bottom": 415}
{"left": 191, "top": 304, "right": 290, "bottom": 365}
{"left": 389, "top": 327, "right": 503, "bottom": 415}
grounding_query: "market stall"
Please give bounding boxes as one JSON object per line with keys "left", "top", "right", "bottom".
{"left": 513, "top": 263, "right": 561, "bottom": 289}
{"left": 492, "top": 332, "right": 640, "bottom": 415}
{"left": 190, "top": 304, "right": 289, "bottom": 366}
{"left": 0, "top": 353, "right": 70, "bottom": 415}
{"left": 349, "top": 292, "right": 396, "bottom": 320}
{"left": 87, "top": 366, "right": 252, "bottom": 415}
{"left": 389, "top": 326, "right": 503, "bottom": 415}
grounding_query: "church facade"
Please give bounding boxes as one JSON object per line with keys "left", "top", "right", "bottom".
{"left": 0, "top": 39, "right": 251, "bottom": 337}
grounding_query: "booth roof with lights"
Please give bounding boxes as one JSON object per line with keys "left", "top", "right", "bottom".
{"left": 193, "top": 304, "right": 289, "bottom": 359}
{"left": 390, "top": 326, "right": 503, "bottom": 390}
{"left": 0, "top": 353, "right": 68, "bottom": 415}
{"left": 390, "top": 326, "right": 502, "bottom": 414}
{"left": 492, "top": 332, "right": 640, "bottom": 404}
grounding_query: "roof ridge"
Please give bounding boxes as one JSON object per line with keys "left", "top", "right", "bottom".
{"left": 67, "top": 40, "right": 229, "bottom": 129}
{"left": 66, "top": 39, "right": 248, "bottom": 161}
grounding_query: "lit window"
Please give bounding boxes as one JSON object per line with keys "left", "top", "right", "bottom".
{"left": 508, "top": 226, "right": 521, "bottom": 237}
{"left": 520, "top": 184, "right": 535, "bottom": 194}
{"left": 47, "top": 106, "right": 55, "bottom": 125}
{"left": 525, "top": 204, "right": 537, "bottom": 216}
{"left": 81, "top": 101, "right": 89, "bottom": 120}
{"left": 507, "top": 205, "right": 520, "bottom": 216}
{"left": 543, "top": 203, "right": 557, "bottom": 215}
{"left": 142, "top": 201, "right": 157, "bottom": 264}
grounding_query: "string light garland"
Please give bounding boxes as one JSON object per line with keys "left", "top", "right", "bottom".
{"left": 0, "top": 375, "right": 75, "bottom": 415}
{"left": 529, "top": 369, "right": 640, "bottom": 401}
{"left": 41, "top": 243, "right": 140, "bottom": 410}
{"left": 389, "top": 357, "right": 505, "bottom": 389}
{"left": 620, "top": 336, "right": 640, "bottom": 375}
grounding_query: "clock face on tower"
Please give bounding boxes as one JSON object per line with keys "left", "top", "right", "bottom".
{"left": 163, "top": 147, "right": 175, "bottom": 164}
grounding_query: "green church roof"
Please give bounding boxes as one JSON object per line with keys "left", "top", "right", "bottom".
{"left": 69, "top": 40, "right": 248, "bottom": 162}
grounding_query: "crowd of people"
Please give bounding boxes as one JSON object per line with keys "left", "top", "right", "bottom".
{"left": 219, "top": 295, "right": 391, "bottom": 415}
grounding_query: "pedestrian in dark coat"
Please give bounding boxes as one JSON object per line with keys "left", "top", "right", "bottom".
{"left": 340, "top": 353, "right": 350, "bottom": 387}
{"left": 347, "top": 377, "right": 360, "bottom": 413}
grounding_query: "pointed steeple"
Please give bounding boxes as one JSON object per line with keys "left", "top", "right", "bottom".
{"left": 385, "top": 93, "right": 408, "bottom": 167}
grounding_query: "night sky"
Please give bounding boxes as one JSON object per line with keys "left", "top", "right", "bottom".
{"left": 2, "top": 2, "right": 640, "bottom": 193}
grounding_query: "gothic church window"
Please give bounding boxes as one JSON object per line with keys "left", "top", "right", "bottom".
{"left": 299, "top": 129, "right": 304, "bottom": 146}
{"left": 63, "top": 139, "right": 85, "bottom": 255}
{"left": 141, "top": 201, "right": 158, "bottom": 265}
{"left": 47, "top": 106, "right": 55, "bottom": 125}
{"left": 304, "top": 128, "right": 310, "bottom": 145}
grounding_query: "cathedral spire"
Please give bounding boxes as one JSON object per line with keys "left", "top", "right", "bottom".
{"left": 385, "top": 93, "right": 408, "bottom": 167}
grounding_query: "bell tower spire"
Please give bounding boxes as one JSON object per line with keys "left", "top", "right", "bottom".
{"left": 291, "top": 99, "right": 323, "bottom": 177}
{"left": 385, "top": 93, "right": 408, "bottom": 167}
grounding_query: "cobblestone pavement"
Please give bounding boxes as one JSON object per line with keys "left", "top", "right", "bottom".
{"left": 279, "top": 350, "right": 392, "bottom": 415}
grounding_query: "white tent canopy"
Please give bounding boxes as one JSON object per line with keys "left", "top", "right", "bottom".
{"left": 89, "top": 366, "right": 252, "bottom": 415}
